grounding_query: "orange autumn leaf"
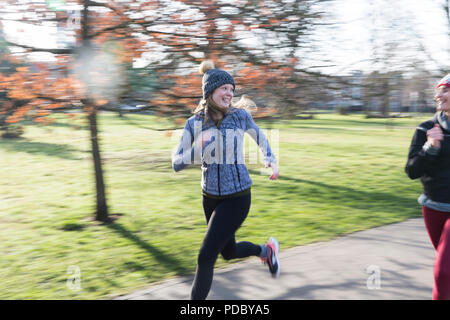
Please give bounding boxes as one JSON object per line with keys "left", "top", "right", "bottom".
{"left": 175, "top": 118, "right": 185, "bottom": 125}
{"left": 16, "top": 67, "right": 29, "bottom": 73}
{"left": 94, "top": 99, "right": 109, "bottom": 106}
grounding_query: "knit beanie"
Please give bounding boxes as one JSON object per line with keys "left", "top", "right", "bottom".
{"left": 199, "top": 60, "right": 235, "bottom": 99}
{"left": 437, "top": 74, "right": 450, "bottom": 88}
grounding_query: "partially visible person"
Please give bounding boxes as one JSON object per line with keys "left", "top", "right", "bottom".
{"left": 406, "top": 73, "right": 450, "bottom": 300}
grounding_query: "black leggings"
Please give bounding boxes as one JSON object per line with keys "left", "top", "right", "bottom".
{"left": 190, "top": 192, "right": 262, "bottom": 300}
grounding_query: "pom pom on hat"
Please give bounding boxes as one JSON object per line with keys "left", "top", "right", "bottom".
{"left": 199, "top": 60, "right": 215, "bottom": 75}
{"left": 437, "top": 74, "right": 450, "bottom": 88}
{"left": 200, "top": 60, "right": 235, "bottom": 99}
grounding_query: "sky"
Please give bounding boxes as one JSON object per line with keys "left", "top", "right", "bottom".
{"left": 1, "top": 0, "right": 449, "bottom": 76}
{"left": 306, "top": 0, "right": 450, "bottom": 75}
{"left": 3, "top": 20, "right": 58, "bottom": 50}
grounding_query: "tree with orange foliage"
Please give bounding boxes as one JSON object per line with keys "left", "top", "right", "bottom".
{"left": 0, "top": 0, "right": 330, "bottom": 221}
{"left": 144, "top": 0, "right": 331, "bottom": 118}
{"left": 0, "top": 0, "right": 147, "bottom": 222}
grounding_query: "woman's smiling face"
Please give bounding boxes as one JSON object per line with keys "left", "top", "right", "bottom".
{"left": 435, "top": 86, "right": 450, "bottom": 113}
{"left": 212, "top": 83, "right": 234, "bottom": 108}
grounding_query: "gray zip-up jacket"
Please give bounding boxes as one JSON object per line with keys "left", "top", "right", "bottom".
{"left": 172, "top": 107, "right": 277, "bottom": 196}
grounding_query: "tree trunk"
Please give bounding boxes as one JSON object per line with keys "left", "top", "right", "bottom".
{"left": 82, "top": 0, "right": 108, "bottom": 222}
{"left": 88, "top": 107, "right": 109, "bottom": 222}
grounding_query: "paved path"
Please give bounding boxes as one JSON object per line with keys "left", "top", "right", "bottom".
{"left": 114, "top": 218, "right": 435, "bottom": 300}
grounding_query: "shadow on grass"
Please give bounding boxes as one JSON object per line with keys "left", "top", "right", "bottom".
{"left": 280, "top": 118, "right": 409, "bottom": 131}
{"left": 21, "top": 118, "right": 89, "bottom": 131}
{"left": 249, "top": 170, "right": 420, "bottom": 215}
{"left": 106, "top": 222, "right": 190, "bottom": 277}
{"left": 0, "top": 138, "right": 83, "bottom": 160}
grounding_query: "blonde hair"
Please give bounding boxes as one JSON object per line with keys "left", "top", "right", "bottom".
{"left": 193, "top": 96, "right": 223, "bottom": 125}
{"left": 233, "top": 95, "right": 257, "bottom": 113}
{"left": 194, "top": 95, "right": 258, "bottom": 124}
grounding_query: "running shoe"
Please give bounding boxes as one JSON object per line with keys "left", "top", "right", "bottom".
{"left": 261, "top": 237, "right": 280, "bottom": 278}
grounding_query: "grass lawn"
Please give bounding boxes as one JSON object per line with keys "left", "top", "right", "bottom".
{"left": 0, "top": 111, "right": 429, "bottom": 299}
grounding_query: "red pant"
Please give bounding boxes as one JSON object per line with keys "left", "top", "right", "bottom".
{"left": 422, "top": 206, "right": 450, "bottom": 300}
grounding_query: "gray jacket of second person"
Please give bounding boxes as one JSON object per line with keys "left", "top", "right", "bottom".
{"left": 172, "top": 107, "right": 277, "bottom": 196}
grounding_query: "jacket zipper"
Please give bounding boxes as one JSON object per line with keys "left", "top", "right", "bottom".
{"left": 231, "top": 114, "right": 242, "bottom": 190}
{"left": 217, "top": 164, "right": 221, "bottom": 195}
{"left": 235, "top": 162, "right": 241, "bottom": 189}
{"left": 235, "top": 132, "right": 241, "bottom": 189}
{"left": 217, "top": 121, "right": 222, "bottom": 196}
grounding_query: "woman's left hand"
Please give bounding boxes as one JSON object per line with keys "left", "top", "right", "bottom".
{"left": 266, "top": 163, "right": 279, "bottom": 180}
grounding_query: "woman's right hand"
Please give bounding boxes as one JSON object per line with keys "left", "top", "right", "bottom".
{"left": 427, "top": 124, "right": 444, "bottom": 148}
{"left": 195, "top": 129, "right": 213, "bottom": 148}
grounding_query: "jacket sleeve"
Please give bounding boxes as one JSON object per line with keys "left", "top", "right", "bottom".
{"left": 405, "top": 126, "right": 440, "bottom": 179}
{"left": 172, "top": 119, "right": 196, "bottom": 172}
{"left": 244, "top": 110, "right": 277, "bottom": 165}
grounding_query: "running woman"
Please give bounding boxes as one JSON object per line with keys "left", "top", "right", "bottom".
{"left": 172, "top": 60, "right": 280, "bottom": 300}
{"left": 406, "top": 74, "right": 450, "bottom": 300}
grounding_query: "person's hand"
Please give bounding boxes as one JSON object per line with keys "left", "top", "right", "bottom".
{"left": 427, "top": 124, "right": 444, "bottom": 148}
{"left": 195, "top": 129, "right": 213, "bottom": 148}
{"left": 266, "top": 162, "right": 279, "bottom": 180}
